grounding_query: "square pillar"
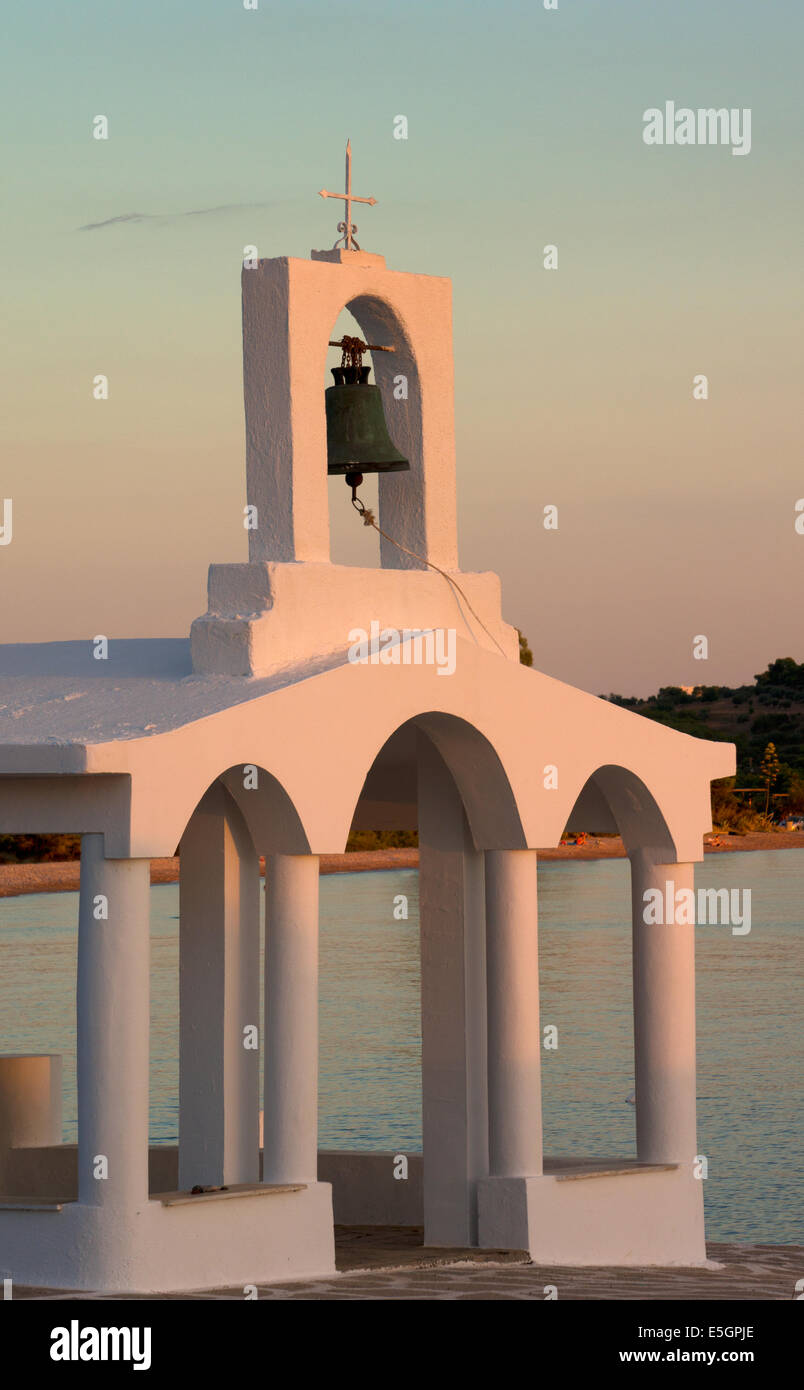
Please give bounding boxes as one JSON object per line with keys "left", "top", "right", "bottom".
{"left": 263, "top": 853, "right": 320, "bottom": 1184}
{"left": 77, "top": 835, "right": 150, "bottom": 1208}
{"left": 484, "top": 849, "right": 543, "bottom": 1178}
{"left": 630, "top": 852, "right": 698, "bottom": 1165}
{"left": 418, "top": 735, "right": 488, "bottom": 1246}
{"left": 179, "top": 785, "right": 261, "bottom": 1189}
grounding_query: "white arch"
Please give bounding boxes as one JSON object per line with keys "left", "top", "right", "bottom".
{"left": 562, "top": 763, "right": 677, "bottom": 859}
{"left": 348, "top": 710, "right": 527, "bottom": 850}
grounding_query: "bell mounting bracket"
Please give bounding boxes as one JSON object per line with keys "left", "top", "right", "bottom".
{"left": 328, "top": 335, "right": 394, "bottom": 370}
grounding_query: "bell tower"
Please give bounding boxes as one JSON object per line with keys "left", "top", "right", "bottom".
{"left": 190, "top": 146, "right": 519, "bottom": 677}
{"left": 240, "top": 249, "right": 460, "bottom": 570}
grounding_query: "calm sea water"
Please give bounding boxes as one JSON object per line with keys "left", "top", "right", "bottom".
{"left": 0, "top": 852, "right": 801, "bottom": 1243}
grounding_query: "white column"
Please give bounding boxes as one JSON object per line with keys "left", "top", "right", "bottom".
{"left": 630, "top": 852, "right": 698, "bottom": 1164}
{"left": 179, "top": 785, "right": 260, "bottom": 1190}
{"left": 263, "top": 853, "right": 319, "bottom": 1184}
{"left": 418, "top": 734, "right": 488, "bottom": 1245}
{"left": 485, "top": 849, "right": 542, "bottom": 1178}
{"left": 77, "top": 834, "right": 150, "bottom": 1208}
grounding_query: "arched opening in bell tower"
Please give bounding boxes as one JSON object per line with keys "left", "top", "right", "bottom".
{"left": 326, "top": 307, "right": 381, "bottom": 568}
{"left": 323, "top": 293, "right": 425, "bottom": 573}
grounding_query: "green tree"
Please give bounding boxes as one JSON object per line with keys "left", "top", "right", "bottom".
{"left": 755, "top": 657, "right": 804, "bottom": 690}
{"left": 517, "top": 629, "right": 533, "bottom": 667}
{"left": 759, "top": 741, "right": 781, "bottom": 815}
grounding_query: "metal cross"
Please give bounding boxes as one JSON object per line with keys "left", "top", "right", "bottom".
{"left": 318, "top": 139, "right": 376, "bottom": 251}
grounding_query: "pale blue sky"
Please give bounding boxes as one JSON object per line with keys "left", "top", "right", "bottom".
{"left": 1, "top": 0, "right": 802, "bottom": 693}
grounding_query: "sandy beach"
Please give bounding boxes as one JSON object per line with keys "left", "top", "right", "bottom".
{"left": 0, "top": 832, "right": 801, "bottom": 899}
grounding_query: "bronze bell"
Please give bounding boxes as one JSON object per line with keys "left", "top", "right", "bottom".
{"left": 326, "top": 337, "right": 409, "bottom": 491}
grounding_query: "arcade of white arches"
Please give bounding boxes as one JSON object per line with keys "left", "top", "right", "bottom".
{"left": 0, "top": 157, "right": 733, "bottom": 1290}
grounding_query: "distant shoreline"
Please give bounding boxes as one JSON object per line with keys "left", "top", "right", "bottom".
{"left": 0, "top": 832, "right": 802, "bottom": 900}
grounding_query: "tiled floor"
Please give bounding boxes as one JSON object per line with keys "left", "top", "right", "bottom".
{"left": 8, "top": 1231, "right": 803, "bottom": 1300}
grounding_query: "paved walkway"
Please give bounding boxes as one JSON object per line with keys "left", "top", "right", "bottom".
{"left": 12, "top": 1231, "right": 803, "bottom": 1300}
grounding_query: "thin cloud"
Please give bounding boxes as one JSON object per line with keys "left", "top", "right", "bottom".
{"left": 79, "top": 201, "right": 278, "bottom": 231}
{"left": 80, "top": 212, "right": 151, "bottom": 230}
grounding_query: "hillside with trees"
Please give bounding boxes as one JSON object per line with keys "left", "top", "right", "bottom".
{"left": 603, "top": 657, "right": 804, "bottom": 830}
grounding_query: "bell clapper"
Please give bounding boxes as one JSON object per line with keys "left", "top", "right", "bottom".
{"left": 348, "top": 476, "right": 375, "bottom": 527}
